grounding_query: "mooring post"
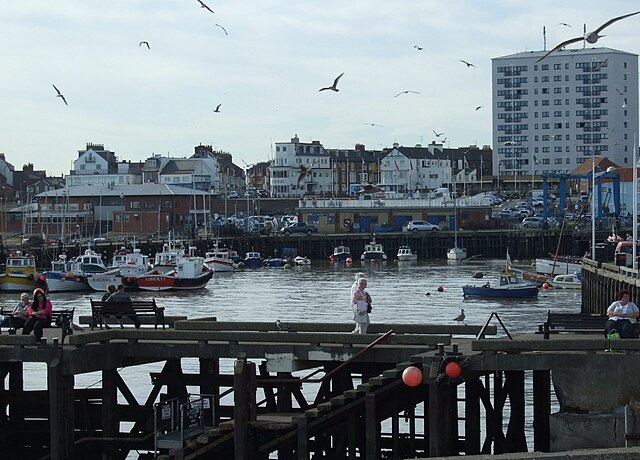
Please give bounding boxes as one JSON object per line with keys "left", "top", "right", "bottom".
{"left": 428, "top": 382, "right": 458, "bottom": 457}
{"left": 48, "top": 349, "right": 75, "bottom": 460}
{"left": 199, "top": 357, "right": 220, "bottom": 427}
{"left": 234, "top": 355, "right": 257, "bottom": 460}
{"left": 533, "top": 369, "right": 551, "bottom": 452}
{"left": 297, "top": 415, "right": 309, "bottom": 460}
{"left": 365, "top": 392, "right": 378, "bottom": 460}
{"left": 465, "top": 375, "right": 482, "bottom": 455}
{"left": 504, "top": 370, "right": 527, "bottom": 453}
{"left": 102, "top": 368, "right": 118, "bottom": 460}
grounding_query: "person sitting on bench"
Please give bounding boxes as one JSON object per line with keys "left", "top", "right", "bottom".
{"left": 22, "top": 288, "right": 52, "bottom": 344}
{"left": 9, "top": 292, "right": 31, "bottom": 334}
{"left": 605, "top": 289, "right": 639, "bottom": 339}
{"left": 107, "top": 285, "right": 141, "bottom": 329}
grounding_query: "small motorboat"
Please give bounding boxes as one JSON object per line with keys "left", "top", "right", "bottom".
{"left": 137, "top": 256, "right": 213, "bottom": 291}
{"left": 396, "top": 246, "right": 417, "bottom": 262}
{"left": 205, "top": 244, "right": 240, "bottom": 272}
{"left": 549, "top": 273, "right": 582, "bottom": 289}
{"left": 447, "top": 246, "right": 468, "bottom": 261}
{"left": 244, "top": 251, "right": 263, "bottom": 268}
{"left": 293, "top": 256, "right": 311, "bottom": 266}
{"left": 463, "top": 272, "right": 539, "bottom": 298}
{"left": 330, "top": 245, "right": 351, "bottom": 263}
{"left": 361, "top": 236, "right": 387, "bottom": 262}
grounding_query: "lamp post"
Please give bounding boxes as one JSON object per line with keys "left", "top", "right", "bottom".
{"left": 119, "top": 192, "right": 124, "bottom": 241}
{"left": 633, "top": 134, "right": 638, "bottom": 270}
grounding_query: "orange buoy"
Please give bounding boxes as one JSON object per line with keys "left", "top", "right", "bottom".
{"left": 346, "top": 257, "right": 353, "bottom": 264}
{"left": 402, "top": 366, "right": 423, "bottom": 387}
{"left": 445, "top": 361, "right": 462, "bottom": 379}
{"left": 543, "top": 282, "right": 550, "bottom": 290}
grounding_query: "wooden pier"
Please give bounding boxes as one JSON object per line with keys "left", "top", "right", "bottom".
{"left": 1, "top": 317, "right": 639, "bottom": 459}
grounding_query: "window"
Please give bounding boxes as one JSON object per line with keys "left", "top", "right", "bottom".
{"left": 115, "top": 215, "right": 121, "bottom": 223}
{"left": 124, "top": 215, "right": 130, "bottom": 222}
{"left": 145, "top": 200, "right": 155, "bottom": 209}
{"left": 131, "top": 201, "right": 140, "bottom": 209}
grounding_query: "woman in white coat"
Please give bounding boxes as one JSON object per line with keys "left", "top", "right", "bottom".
{"left": 352, "top": 277, "right": 371, "bottom": 334}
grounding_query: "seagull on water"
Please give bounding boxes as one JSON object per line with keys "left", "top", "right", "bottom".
{"left": 196, "top": 0, "right": 214, "bottom": 14}
{"left": 213, "top": 104, "right": 221, "bottom": 113}
{"left": 52, "top": 84, "right": 68, "bottom": 106}
{"left": 215, "top": 23, "right": 228, "bottom": 36}
{"left": 538, "top": 11, "right": 640, "bottom": 62}
{"left": 319, "top": 73, "right": 344, "bottom": 92}
{"left": 394, "top": 90, "right": 420, "bottom": 98}
{"left": 453, "top": 309, "right": 466, "bottom": 325}
{"left": 275, "top": 320, "right": 290, "bottom": 332}
{"left": 139, "top": 41, "right": 150, "bottom": 49}
{"left": 460, "top": 60, "right": 476, "bottom": 68}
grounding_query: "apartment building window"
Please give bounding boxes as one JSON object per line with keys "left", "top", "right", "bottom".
{"left": 542, "top": 113, "right": 549, "bottom": 118}
{"left": 554, "top": 99, "right": 562, "bottom": 105}
{"left": 542, "top": 147, "right": 550, "bottom": 153}
{"left": 542, "top": 88, "right": 549, "bottom": 94}
{"left": 554, "top": 75, "right": 562, "bottom": 81}
{"left": 554, "top": 87, "right": 562, "bottom": 93}
{"left": 554, "top": 112, "right": 562, "bottom": 118}
{"left": 554, "top": 158, "right": 563, "bottom": 164}
{"left": 131, "top": 201, "right": 140, "bottom": 209}
{"left": 124, "top": 215, "right": 130, "bottom": 223}
{"left": 145, "top": 200, "right": 155, "bottom": 209}
{"left": 542, "top": 100, "right": 550, "bottom": 106}
{"left": 555, "top": 147, "right": 562, "bottom": 153}
{"left": 554, "top": 64, "right": 561, "bottom": 70}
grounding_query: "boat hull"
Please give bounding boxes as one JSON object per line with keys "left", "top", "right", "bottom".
{"left": 447, "top": 248, "right": 468, "bottom": 260}
{"left": 462, "top": 285, "right": 539, "bottom": 298}
{"left": 87, "top": 273, "right": 122, "bottom": 292}
{"left": 244, "top": 258, "right": 263, "bottom": 268}
{"left": 44, "top": 273, "right": 91, "bottom": 292}
{"left": 137, "top": 270, "right": 213, "bottom": 291}
{"left": 535, "top": 257, "right": 581, "bottom": 275}
{"left": 207, "top": 260, "right": 235, "bottom": 272}
{"left": 361, "top": 253, "right": 387, "bottom": 261}
{"left": 0, "top": 275, "right": 45, "bottom": 292}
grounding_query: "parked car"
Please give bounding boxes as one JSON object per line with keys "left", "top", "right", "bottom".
{"left": 228, "top": 191, "right": 239, "bottom": 199}
{"left": 244, "top": 190, "right": 258, "bottom": 198}
{"left": 521, "top": 217, "right": 549, "bottom": 229}
{"left": 407, "top": 220, "right": 440, "bottom": 232}
{"left": 280, "top": 222, "right": 318, "bottom": 236}
{"left": 257, "top": 189, "right": 269, "bottom": 198}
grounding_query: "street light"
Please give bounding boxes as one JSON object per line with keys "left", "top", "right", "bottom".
{"left": 119, "top": 192, "right": 124, "bottom": 241}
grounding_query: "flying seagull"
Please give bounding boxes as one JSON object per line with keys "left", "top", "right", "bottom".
{"left": 213, "top": 104, "right": 221, "bottom": 113}
{"left": 538, "top": 11, "right": 640, "bottom": 62}
{"left": 475, "top": 105, "right": 484, "bottom": 111}
{"left": 139, "top": 41, "right": 150, "bottom": 49}
{"left": 196, "top": 0, "right": 214, "bottom": 14}
{"left": 319, "top": 72, "right": 344, "bottom": 92}
{"left": 414, "top": 45, "right": 423, "bottom": 50}
{"left": 453, "top": 309, "right": 466, "bottom": 325}
{"left": 52, "top": 84, "right": 68, "bottom": 106}
{"left": 460, "top": 60, "right": 476, "bottom": 68}
{"left": 394, "top": 90, "right": 420, "bottom": 97}
{"left": 364, "top": 123, "right": 383, "bottom": 127}
{"left": 433, "top": 130, "right": 444, "bottom": 137}
{"left": 214, "top": 23, "right": 228, "bottom": 36}
{"left": 558, "top": 22, "right": 572, "bottom": 28}
{"left": 594, "top": 58, "right": 609, "bottom": 71}
{"left": 616, "top": 88, "right": 624, "bottom": 95}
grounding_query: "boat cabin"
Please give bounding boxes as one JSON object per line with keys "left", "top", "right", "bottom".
{"left": 499, "top": 273, "right": 521, "bottom": 286}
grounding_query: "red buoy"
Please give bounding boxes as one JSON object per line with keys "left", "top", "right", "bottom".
{"left": 445, "top": 361, "right": 462, "bottom": 379}
{"left": 402, "top": 366, "right": 423, "bottom": 387}
{"left": 542, "top": 282, "right": 550, "bottom": 290}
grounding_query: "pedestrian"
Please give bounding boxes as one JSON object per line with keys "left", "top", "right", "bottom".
{"left": 22, "top": 288, "right": 52, "bottom": 344}
{"left": 350, "top": 272, "right": 365, "bottom": 332}
{"left": 107, "top": 284, "right": 140, "bottom": 329}
{"left": 605, "top": 289, "right": 639, "bottom": 339}
{"left": 351, "top": 277, "right": 371, "bottom": 334}
{"left": 9, "top": 292, "right": 31, "bottom": 333}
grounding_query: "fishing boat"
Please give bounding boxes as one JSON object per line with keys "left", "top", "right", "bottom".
{"left": 447, "top": 197, "right": 467, "bottom": 260}
{"left": 243, "top": 251, "right": 263, "bottom": 268}
{"left": 549, "top": 273, "right": 582, "bottom": 289}
{"left": 462, "top": 272, "right": 539, "bottom": 298}
{"left": 264, "top": 257, "right": 286, "bottom": 268}
{"left": 44, "top": 252, "right": 105, "bottom": 293}
{"left": 89, "top": 248, "right": 152, "bottom": 291}
{"left": 396, "top": 246, "right": 417, "bottom": 262}
{"left": 361, "top": 236, "right": 387, "bottom": 262}
{"left": 0, "top": 251, "right": 46, "bottom": 292}
{"left": 329, "top": 245, "right": 352, "bottom": 263}
{"left": 204, "top": 244, "right": 240, "bottom": 273}
{"left": 137, "top": 256, "right": 213, "bottom": 291}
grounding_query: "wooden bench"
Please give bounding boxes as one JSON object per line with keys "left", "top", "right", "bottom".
{"left": 0, "top": 307, "right": 75, "bottom": 343}
{"left": 89, "top": 299, "right": 165, "bottom": 330}
{"left": 537, "top": 310, "right": 607, "bottom": 339}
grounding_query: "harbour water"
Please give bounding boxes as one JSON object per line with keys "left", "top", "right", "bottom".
{"left": 4, "top": 258, "right": 581, "bottom": 456}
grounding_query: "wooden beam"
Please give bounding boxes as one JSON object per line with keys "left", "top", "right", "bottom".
{"left": 465, "top": 375, "right": 482, "bottom": 455}
{"left": 49, "top": 350, "right": 75, "bottom": 460}
{"left": 504, "top": 370, "right": 527, "bottom": 453}
{"left": 365, "top": 393, "right": 377, "bottom": 460}
{"left": 234, "top": 357, "right": 257, "bottom": 460}
{"left": 533, "top": 370, "right": 551, "bottom": 452}
{"left": 428, "top": 382, "right": 457, "bottom": 456}
{"left": 102, "top": 368, "right": 118, "bottom": 460}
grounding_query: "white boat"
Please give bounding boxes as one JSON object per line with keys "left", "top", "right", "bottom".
{"left": 396, "top": 246, "right": 417, "bottom": 261}
{"left": 45, "top": 250, "right": 109, "bottom": 292}
{"left": 89, "top": 248, "right": 152, "bottom": 291}
{"left": 549, "top": 273, "right": 582, "bottom": 289}
{"left": 447, "top": 198, "right": 467, "bottom": 260}
{"left": 137, "top": 256, "right": 213, "bottom": 291}
{"left": 535, "top": 256, "right": 582, "bottom": 276}
{"left": 330, "top": 245, "right": 352, "bottom": 263}
{"left": 361, "top": 236, "right": 387, "bottom": 262}
{"left": 293, "top": 256, "right": 311, "bottom": 265}
{"left": 204, "top": 244, "right": 240, "bottom": 272}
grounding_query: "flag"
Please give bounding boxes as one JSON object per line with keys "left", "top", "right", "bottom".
{"left": 394, "top": 160, "right": 400, "bottom": 171}
{"left": 505, "top": 248, "right": 512, "bottom": 273}
{"left": 464, "top": 156, "right": 470, "bottom": 170}
{"left": 410, "top": 161, "right": 413, "bottom": 171}
{"left": 534, "top": 155, "right": 541, "bottom": 165}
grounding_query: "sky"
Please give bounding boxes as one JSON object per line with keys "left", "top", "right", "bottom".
{"left": 2, "top": 1, "right": 640, "bottom": 176}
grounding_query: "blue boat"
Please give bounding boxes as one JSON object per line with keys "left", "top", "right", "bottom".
{"left": 244, "top": 251, "right": 263, "bottom": 268}
{"left": 264, "top": 258, "right": 286, "bottom": 268}
{"left": 330, "top": 245, "right": 351, "bottom": 263}
{"left": 462, "top": 272, "right": 539, "bottom": 298}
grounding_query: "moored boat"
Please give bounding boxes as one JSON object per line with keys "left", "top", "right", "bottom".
{"left": 446, "top": 247, "right": 468, "bottom": 261}
{"left": 361, "top": 236, "right": 387, "bottom": 262}
{"left": 44, "top": 255, "right": 92, "bottom": 292}
{"left": 293, "top": 256, "right": 311, "bottom": 265}
{"left": 0, "top": 251, "right": 46, "bottom": 292}
{"left": 330, "top": 245, "right": 351, "bottom": 263}
{"left": 535, "top": 255, "right": 582, "bottom": 276}
{"left": 204, "top": 245, "right": 240, "bottom": 272}
{"left": 549, "top": 273, "right": 582, "bottom": 289}
{"left": 462, "top": 272, "right": 539, "bottom": 298}
{"left": 137, "top": 256, "right": 213, "bottom": 291}
{"left": 243, "top": 251, "right": 263, "bottom": 268}
{"left": 396, "top": 246, "right": 417, "bottom": 262}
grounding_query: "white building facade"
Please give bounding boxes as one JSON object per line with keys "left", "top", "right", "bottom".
{"left": 492, "top": 47, "right": 638, "bottom": 178}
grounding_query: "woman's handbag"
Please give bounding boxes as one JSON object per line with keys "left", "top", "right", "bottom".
{"left": 356, "top": 300, "right": 368, "bottom": 314}
{"left": 367, "top": 303, "right": 372, "bottom": 313}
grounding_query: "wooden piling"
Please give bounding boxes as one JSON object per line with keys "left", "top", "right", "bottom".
{"left": 234, "top": 357, "right": 257, "bottom": 460}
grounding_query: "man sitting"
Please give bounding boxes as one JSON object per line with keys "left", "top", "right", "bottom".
{"left": 107, "top": 285, "right": 141, "bottom": 329}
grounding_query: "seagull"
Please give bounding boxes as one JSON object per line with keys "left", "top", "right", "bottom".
{"left": 215, "top": 23, "right": 228, "bottom": 36}
{"left": 558, "top": 22, "right": 572, "bottom": 28}
{"left": 433, "top": 130, "right": 444, "bottom": 137}
{"left": 196, "top": 0, "right": 214, "bottom": 14}
{"left": 213, "top": 104, "right": 221, "bottom": 113}
{"left": 460, "top": 60, "right": 476, "bottom": 68}
{"left": 275, "top": 320, "right": 290, "bottom": 332}
{"left": 538, "top": 11, "right": 640, "bottom": 62}
{"left": 52, "top": 84, "right": 68, "bottom": 106}
{"left": 394, "top": 90, "right": 420, "bottom": 97}
{"left": 475, "top": 105, "right": 484, "bottom": 111}
{"left": 139, "top": 41, "right": 150, "bottom": 49}
{"left": 616, "top": 88, "right": 624, "bottom": 95}
{"left": 594, "top": 58, "right": 609, "bottom": 71}
{"left": 453, "top": 309, "right": 466, "bottom": 325}
{"left": 364, "top": 123, "right": 383, "bottom": 127}
{"left": 319, "top": 72, "right": 344, "bottom": 92}
{"left": 414, "top": 45, "right": 423, "bottom": 50}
